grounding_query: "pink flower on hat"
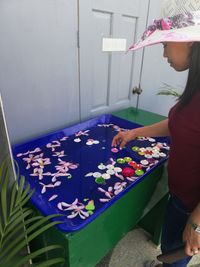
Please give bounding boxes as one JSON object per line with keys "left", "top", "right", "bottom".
{"left": 161, "top": 19, "right": 172, "bottom": 30}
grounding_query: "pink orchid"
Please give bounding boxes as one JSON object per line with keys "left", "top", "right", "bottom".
{"left": 60, "top": 136, "right": 69, "bottom": 141}
{"left": 126, "top": 176, "right": 138, "bottom": 182}
{"left": 57, "top": 199, "right": 90, "bottom": 219}
{"left": 32, "top": 157, "right": 51, "bottom": 169}
{"left": 55, "top": 159, "right": 78, "bottom": 173}
{"left": 30, "top": 168, "right": 44, "bottom": 180}
{"left": 51, "top": 172, "right": 72, "bottom": 182}
{"left": 22, "top": 153, "right": 43, "bottom": 169}
{"left": 98, "top": 186, "right": 114, "bottom": 202}
{"left": 114, "top": 182, "right": 127, "bottom": 195}
{"left": 48, "top": 194, "right": 58, "bottom": 201}
{"left": 17, "top": 147, "right": 41, "bottom": 157}
{"left": 75, "top": 130, "right": 90, "bottom": 137}
{"left": 39, "top": 182, "right": 54, "bottom": 194}
{"left": 97, "top": 123, "right": 114, "bottom": 128}
{"left": 52, "top": 150, "right": 66, "bottom": 157}
{"left": 112, "top": 125, "right": 121, "bottom": 131}
{"left": 30, "top": 168, "right": 51, "bottom": 180}
{"left": 112, "top": 125, "right": 128, "bottom": 132}
{"left": 39, "top": 180, "right": 61, "bottom": 194}
{"left": 67, "top": 208, "right": 89, "bottom": 219}
{"left": 109, "top": 158, "right": 116, "bottom": 165}
{"left": 46, "top": 140, "right": 61, "bottom": 151}
{"left": 114, "top": 172, "right": 124, "bottom": 181}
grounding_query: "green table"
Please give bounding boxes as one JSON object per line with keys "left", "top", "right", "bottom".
{"left": 32, "top": 107, "right": 169, "bottom": 267}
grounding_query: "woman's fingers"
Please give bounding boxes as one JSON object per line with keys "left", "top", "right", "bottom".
{"left": 111, "top": 136, "right": 117, "bottom": 147}
{"left": 112, "top": 133, "right": 122, "bottom": 147}
{"left": 119, "top": 139, "right": 127, "bottom": 149}
{"left": 185, "top": 243, "right": 200, "bottom": 256}
{"left": 112, "top": 130, "right": 135, "bottom": 148}
{"left": 112, "top": 132, "right": 128, "bottom": 149}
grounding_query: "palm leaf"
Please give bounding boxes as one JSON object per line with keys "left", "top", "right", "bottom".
{"left": 0, "top": 159, "right": 66, "bottom": 266}
{"left": 2, "top": 219, "right": 63, "bottom": 264}
{"left": 1, "top": 162, "right": 10, "bottom": 226}
{"left": 0, "top": 157, "right": 6, "bottom": 185}
{"left": 1, "top": 178, "right": 63, "bottom": 259}
{"left": 9, "top": 177, "right": 18, "bottom": 213}
{"left": 4, "top": 210, "right": 39, "bottom": 238}
{"left": 14, "top": 245, "right": 64, "bottom": 267}
{"left": 157, "top": 83, "right": 182, "bottom": 98}
{"left": 157, "top": 89, "right": 181, "bottom": 97}
{"left": 32, "top": 258, "right": 65, "bottom": 267}
{"left": 2, "top": 209, "right": 34, "bottom": 248}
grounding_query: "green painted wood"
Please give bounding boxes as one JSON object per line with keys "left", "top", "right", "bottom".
{"left": 112, "top": 107, "right": 166, "bottom": 126}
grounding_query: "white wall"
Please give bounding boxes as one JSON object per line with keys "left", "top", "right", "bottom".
{"left": 139, "top": 0, "right": 187, "bottom": 116}
{"left": 0, "top": 0, "right": 79, "bottom": 143}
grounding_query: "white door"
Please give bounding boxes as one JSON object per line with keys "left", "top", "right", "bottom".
{"left": 79, "top": 0, "right": 149, "bottom": 120}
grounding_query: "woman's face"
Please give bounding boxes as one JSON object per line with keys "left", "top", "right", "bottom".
{"left": 162, "top": 42, "right": 193, "bottom": 71}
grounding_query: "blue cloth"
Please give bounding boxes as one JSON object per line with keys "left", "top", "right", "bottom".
{"left": 161, "top": 195, "right": 192, "bottom": 267}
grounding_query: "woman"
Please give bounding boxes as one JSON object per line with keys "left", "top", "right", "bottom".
{"left": 112, "top": 1, "right": 200, "bottom": 266}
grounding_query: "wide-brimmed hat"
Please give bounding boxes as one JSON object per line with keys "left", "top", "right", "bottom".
{"left": 129, "top": 0, "right": 200, "bottom": 51}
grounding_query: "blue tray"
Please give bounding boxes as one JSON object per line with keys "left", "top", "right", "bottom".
{"left": 12, "top": 114, "right": 169, "bottom": 232}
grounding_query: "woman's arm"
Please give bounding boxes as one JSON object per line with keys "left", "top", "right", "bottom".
{"left": 112, "top": 118, "right": 170, "bottom": 148}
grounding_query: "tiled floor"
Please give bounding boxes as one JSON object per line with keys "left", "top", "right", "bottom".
{"left": 96, "top": 227, "right": 200, "bottom": 267}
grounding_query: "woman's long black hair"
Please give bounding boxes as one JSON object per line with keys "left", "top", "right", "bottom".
{"left": 177, "top": 42, "right": 200, "bottom": 110}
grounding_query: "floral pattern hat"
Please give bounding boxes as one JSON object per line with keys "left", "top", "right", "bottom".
{"left": 129, "top": 0, "right": 200, "bottom": 51}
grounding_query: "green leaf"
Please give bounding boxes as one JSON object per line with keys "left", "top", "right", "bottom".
{"left": 2, "top": 218, "right": 63, "bottom": 262}
{"left": 5, "top": 210, "right": 38, "bottom": 237}
{"left": 14, "top": 245, "right": 64, "bottom": 267}
{"left": 32, "top": 258, "right": 65, "bottom": 267}
{"left": 157, "top": 89, "right": 181, "bottom": 97}
{"left": 7, "top": 207, "right": 32, "bottom": 228}
{"left": 15, "top": 175, "right": 25, "bottom": 204}
{"left": 9, "top": 176, "right": 31, "bottom": 214}
{"left": 9, "top": 180, "right": 18, "bottom": 214}
{"left": 1, "top": 164, "right": 10, "bottom": 227}
{"left": 13, "top": 159, "right": 20, "bottom": 179}
{"left": 157, "top": 83, "right": 182, "bottom": 98}
{"left": 0, "top": 158, "right": 6, "bottom": 185}
{"left": 2, "top": 209, "right": 34, "bottom": 248}
{"left": 4, "top": 214, "right": 44, "bottom": 247}
{"left": 0, "top": 160, "right": 65, "bottom": 266}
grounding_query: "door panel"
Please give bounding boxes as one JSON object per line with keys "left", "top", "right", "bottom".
{"left": 79, "top": 0, "right": 149, "bottom": 120}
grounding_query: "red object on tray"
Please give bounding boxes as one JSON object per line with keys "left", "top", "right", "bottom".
{"left": 122, "top": 167, "right": 135, "bottom": 177}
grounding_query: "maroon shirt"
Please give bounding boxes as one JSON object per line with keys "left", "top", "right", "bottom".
{"left": 168, "top": 90, "right": 200, "bottom": 211}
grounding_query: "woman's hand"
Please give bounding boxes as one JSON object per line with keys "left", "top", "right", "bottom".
{"left": 112, "top": 119, "right": 170, "bottom": 149}
{"left": 183, "top": 205, "right": 200, "bottom": 256}
{"left": 111, "top": 129, "right": 137, "bottom": 149}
